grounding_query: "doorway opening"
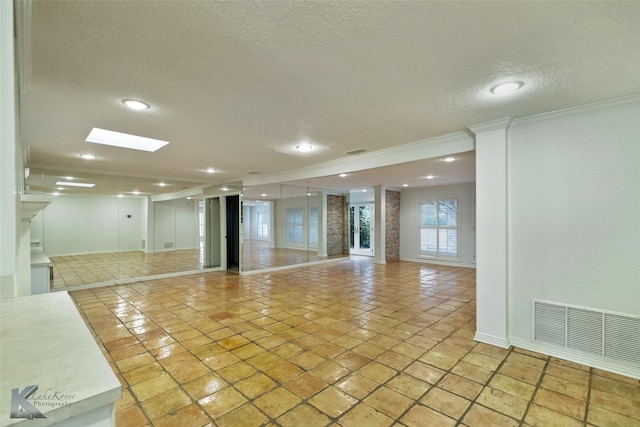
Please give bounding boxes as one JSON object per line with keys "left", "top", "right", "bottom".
{"left": 350, "top": 203, "right": 374, "bottom": 256}
{"left": 226, "top": 195, "right": 240, "bottom": 272}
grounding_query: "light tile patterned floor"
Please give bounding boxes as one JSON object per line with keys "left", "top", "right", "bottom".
{"left": 70, "top": 257, "right": 640, "bottom": 427}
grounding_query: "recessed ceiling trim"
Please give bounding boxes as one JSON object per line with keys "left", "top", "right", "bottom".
{"left": 244, "top": 131, "right": 473, "bottom": 187}
{"left": 86, "top": 128, "right": 170, "bottom": 152}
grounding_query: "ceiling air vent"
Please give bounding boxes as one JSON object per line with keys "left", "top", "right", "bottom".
{"left": 344, "top": 148, "right": 367, "bottom": 156}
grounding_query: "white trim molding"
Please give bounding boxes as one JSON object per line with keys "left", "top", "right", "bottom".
{"left": 510, "top": 337, "right": 639, "bottom": 380}
{"left": 474, "top": 332, "right": 511, "bottom": 349}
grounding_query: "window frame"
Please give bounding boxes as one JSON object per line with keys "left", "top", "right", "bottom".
{"left": 308, "top": 205, "right": 318, "bottom": 248}
{"left": 417, "top": 198, "right": 460, "bottom": 260}
{"left": 285, "top": 206, "right": 305, "bottom": 247}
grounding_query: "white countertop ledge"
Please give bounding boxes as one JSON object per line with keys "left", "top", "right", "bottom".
{"left": 0, "top": 292, "right": 120, "bottom": 426}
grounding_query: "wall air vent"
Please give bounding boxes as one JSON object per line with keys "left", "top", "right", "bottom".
{"left": 534, "top": 300, "right": 640, "bottom": 365}
{"left": 344, "top": 148, "right": 367, "bottom": 155}
{"left": 164, "top": 242, "right": 174, "bottom": 249}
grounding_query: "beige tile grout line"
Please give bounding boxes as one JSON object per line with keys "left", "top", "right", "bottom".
{"left": 518, "top": 352, "right": 551, "bottom": 427}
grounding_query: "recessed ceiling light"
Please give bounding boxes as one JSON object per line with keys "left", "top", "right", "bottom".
{"left": 64, "top": 176, "right": 74, "bottom": 180}
{"left": 490, "top": 81, "right": 523, "bottom": 95}
{"left": 52, "top": 192, "right": 60, "bottom": 196}
{"left": 122, "top": 99, "right": 150, "bottom": 110}
{"left": 56, "top": 181, "right": 95, "bottom": 188}
{"left": 261, "top": 194, "right": 267, "bottom": 197}
{"left": 402, "top": 184, "right": 409, "bottom": 187}
{"left": 80, "top": 154, "right": 97, "bottom": 160}
{"left": 426, "top": 175, "right": 436, "bottom": 180}
{"left": 132, "top": 191, "right": 140, "bottom": 195}
{"left": 221, "top": 187, "right": 229, "bottom": 191}
{"left": 205, "top": 168, "right": 216, "bottom": 174}
{"left": 362, "top": 189, "right": 367, "bottom": 192}
{"left": 296, "top": 142, "right": 313, "bottom": 152}
{"left": 158, "top": 182, "right": 167, "bottom": 187}
{"left": 57, "top": 187, "right": 64, "bottom": 191}
{"left": 442, "top": 157, "right": 456, "bottom": 162}
{"left": 86, "top": 128, "right": 170, "bottom": 152}
{"left": 117, "top": 194, "right": 124, "bottom": 198}
{"left": 339, "top": 173, "right": 348, "bottom": 178}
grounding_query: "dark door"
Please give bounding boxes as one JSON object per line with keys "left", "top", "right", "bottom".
{"left": 226, "top": 195, "right": 240, "bottom": 271}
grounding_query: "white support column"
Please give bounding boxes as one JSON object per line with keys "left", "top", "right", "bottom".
{"left": 1, "top": 0, "right": 18, "bottom": 298}
{"left": 468, "top": 118, "right": 511, "bottom": 348}
{"left": 373, "top": 186, "right": 386, "bottom": 264}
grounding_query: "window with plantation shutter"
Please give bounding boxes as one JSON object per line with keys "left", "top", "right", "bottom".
{"left": 308, "top": 206, "right": 318, "bottom": 248}
{"left": 286, "top": 207, "right": 304, "bottom": 246}
{"left": 418, "top": 199, "right": 458, "bottom": 259}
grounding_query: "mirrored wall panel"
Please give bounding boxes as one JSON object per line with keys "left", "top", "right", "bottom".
{"left": 241, "top": 184, "right": 350, "bottom": 272}
{"left": 26, "top": 168, "right": 215, "bottom": 288}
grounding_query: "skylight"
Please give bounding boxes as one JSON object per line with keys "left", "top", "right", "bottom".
{"left": 86, "top": 128, "right": 170, "bottom": 152}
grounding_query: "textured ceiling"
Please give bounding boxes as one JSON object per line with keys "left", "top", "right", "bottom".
{"left": 19, "top": 1, "right": 640, "bottom": 196}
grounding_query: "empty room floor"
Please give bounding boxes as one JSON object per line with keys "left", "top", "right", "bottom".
{"left": 70, "top": 257, "right": 640, "bottom": 427}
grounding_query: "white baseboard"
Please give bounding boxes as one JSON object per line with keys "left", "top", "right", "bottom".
{"left": 510, "top": 337, "right": 639, "bottom": 380}
{"left": 474, "top": 332, "right": 511, "bottom": 349}
{"left": 0, "top": 274, "right": 14, "bottom": 299}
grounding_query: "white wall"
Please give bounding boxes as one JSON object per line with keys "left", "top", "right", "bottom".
{"left": 400, "top": 183, "right": 476, "bottom": 267}
{"left": 508, "top": 99, "right": 640, "bottom": 340}
{"left": 118, "top": 197, "right": 145, "bottom": 252}
{"left": 43, "top": 196, "right": 118, "bottom": 255}
{"left": 39, "top": 195, "right": 144, "bottom": 256}
{"left": 175, "top": 198, "right": 198, "bottom": 250}
{"left": 243, "top": 203, "right": 271, "bottom": 241}
{"left": 153, "top": 198, "right": 199, "bottom": 251}
{"left": 349, "top": 190, "right": 374, "bottom": 204}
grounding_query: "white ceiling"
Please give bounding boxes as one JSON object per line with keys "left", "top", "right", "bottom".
{"left": 19, "top": 1, "right": 640, "bottom": 197}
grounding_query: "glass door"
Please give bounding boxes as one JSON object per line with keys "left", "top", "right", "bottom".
{"left": 350, "top": 204, "right": 374, "bottom": 256}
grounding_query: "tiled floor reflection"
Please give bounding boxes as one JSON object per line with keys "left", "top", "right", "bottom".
{"left": 243, "top": 240, "right": 348, "bottom": 271}
{"left": 51, "top": 249, "right": 205, "bottom": 288}
{"left": 70, "top": 258, "right": 640, "bottom": 426}
{"left": 51, "top": 241, "right": 348, "bottom": 288}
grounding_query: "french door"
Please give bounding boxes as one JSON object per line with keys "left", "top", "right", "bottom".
{"left": 350, "top": 204, "right": 374, "bottom": 256}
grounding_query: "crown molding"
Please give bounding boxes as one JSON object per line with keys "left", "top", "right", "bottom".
{"left": 15, "top": 0, "right": 33, "bottom": 95}
{"left": 467, "top": 117, "right": 512, "bottom": 135}
{"left": 512, "top": 93, "right": 640, "bottom": 128}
